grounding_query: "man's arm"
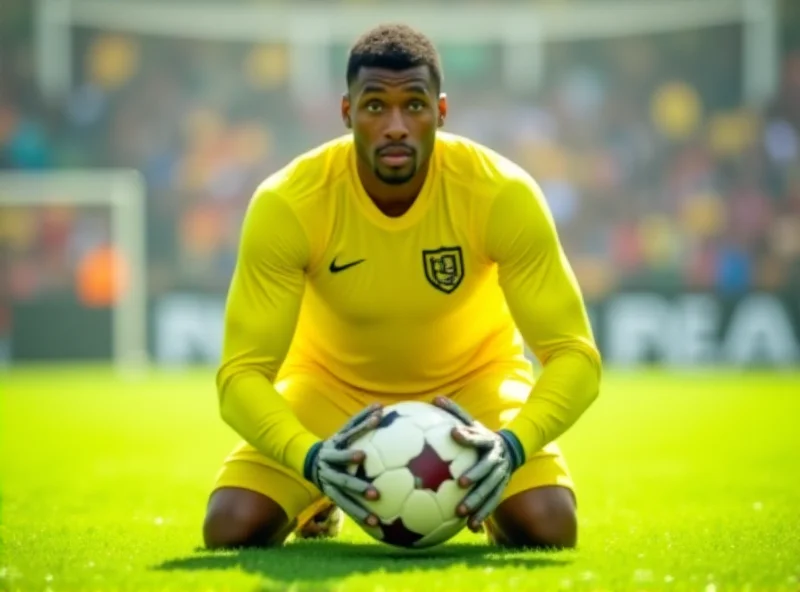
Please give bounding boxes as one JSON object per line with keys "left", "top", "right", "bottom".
{"left": 486, "top": 177, "right": 602, "bottom": 461}
{"left": 216, "top": 189, "right": 319, "bottom": 477}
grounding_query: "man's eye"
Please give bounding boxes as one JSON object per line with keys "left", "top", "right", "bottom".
{"left": 366, "top": 101, "right": 383, "bottom": 113}
{"left": 408, "top": 100, "right": 425, "bottom": 112}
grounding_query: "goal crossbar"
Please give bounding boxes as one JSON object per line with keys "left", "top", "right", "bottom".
{"left": 35, "top": 0, "right": 778, "bottom": 104}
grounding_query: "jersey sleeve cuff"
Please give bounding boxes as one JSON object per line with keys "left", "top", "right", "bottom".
{"left": 285, "top": 432, "right": 323, "bottom": 479}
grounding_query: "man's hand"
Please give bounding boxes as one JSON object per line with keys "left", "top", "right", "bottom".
{"left": 433, "top": 396, "right": 525, "bottom": 531}
{"left": 303, "top": 403, "right": 383, "bottom": 528}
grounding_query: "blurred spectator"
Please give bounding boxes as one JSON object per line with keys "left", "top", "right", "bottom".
{"left": 75, "top": 244, "right": 129, "bottom": 308}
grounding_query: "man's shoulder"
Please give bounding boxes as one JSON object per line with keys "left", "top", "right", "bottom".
{"left": 255, "top": 135, "right": 353, "bottom": 204}
{"left": 437, "top": 132, "right": 531, "bottom": 190}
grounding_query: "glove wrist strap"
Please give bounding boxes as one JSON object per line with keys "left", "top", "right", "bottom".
{"left": 303, "top": 441, "right": 323, "bottom": 483}
{"left": 497, "top": 429, "right": 525, "bottom": 472}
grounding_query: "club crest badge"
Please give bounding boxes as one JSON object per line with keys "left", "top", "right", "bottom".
{"left": 422, "top": 246, "right": 464, "bottom": 294}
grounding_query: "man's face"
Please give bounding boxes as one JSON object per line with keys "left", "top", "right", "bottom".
{"left": 343, "top": 65, "right": 447, "bottom": 186}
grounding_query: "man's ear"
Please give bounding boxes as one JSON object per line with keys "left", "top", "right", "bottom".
{"left": 438, "top": 92, "right": 448, "bottom": 128}
{"left": 342, "top": 93, "right": 352, "bottom": 129}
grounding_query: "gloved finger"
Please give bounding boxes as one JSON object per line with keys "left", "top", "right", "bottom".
{"left": 458, "top": 450, "right": 502, "bottom": 485}
{"left": 460, "top": 463, "right": 509, "bottom": 514}
{"left": 318, "top": 465, "right": 376, "bottom": 497}
{"left": 339, "top": 403, "right": 383, "bottom": 432}
{"left": 469, "top": 475, "right": 511, "bottom": 529}
{"left": 317, "top": 446, "right": 363, "bottom": 466}
{"left": 451, "top": 426, "right": 497, "bottom": 450}
{"left": 333, "top": 411, "right": 382, "bottom": 447}
{"left": 433, "top": 396, "right": 475, "bottom": 426}
{"left": 321, "top": 484, "right": 376, "bottom": 526}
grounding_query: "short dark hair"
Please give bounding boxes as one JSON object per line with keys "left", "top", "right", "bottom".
{"left": 346, "top": 24, "right": 443, "bottom": 91}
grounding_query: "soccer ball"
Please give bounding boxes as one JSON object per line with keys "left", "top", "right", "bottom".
{"left": 345, "top": 400, "right": 478, "bottom": 548}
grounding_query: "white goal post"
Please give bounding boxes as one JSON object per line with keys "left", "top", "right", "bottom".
{"left": 0, "top": 170, "right": 149, "bottom": 371}
{"left": 35, "top": 0, "right": 779, "bottom": 105}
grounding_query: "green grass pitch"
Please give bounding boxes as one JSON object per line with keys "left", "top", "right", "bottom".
{"left": 2, "top": 367, "right": 799, "bottom": 592}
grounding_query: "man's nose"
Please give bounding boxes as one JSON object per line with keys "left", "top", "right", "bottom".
{"left": 384, "top": 108, "right": 409, "bottom": 141}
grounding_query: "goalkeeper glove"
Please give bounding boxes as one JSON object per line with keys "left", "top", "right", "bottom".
{"left": 433, "top": 396, "right": 525, "bottom": 531}
{"left": 303, "top": 403, "right": 383, "bottom": 527}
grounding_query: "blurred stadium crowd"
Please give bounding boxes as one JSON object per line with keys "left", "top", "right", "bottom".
{"left": 1, "top": 0, "right": 800, "bottom": 316}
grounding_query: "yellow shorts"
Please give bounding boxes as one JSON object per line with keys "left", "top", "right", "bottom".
{"left": 212, "top": 368, "right": 574, "bottom": 528}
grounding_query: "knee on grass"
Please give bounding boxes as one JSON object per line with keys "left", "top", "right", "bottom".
{"left": 203, "top": 487, "right": 290, "bottom": 549}
{"left": 490, "top": 486, "right": 578, "bottom": 550}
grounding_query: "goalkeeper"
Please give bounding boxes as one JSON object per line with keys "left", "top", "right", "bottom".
{"left": 204, "top": 23, "right": 602, "bottom": 549}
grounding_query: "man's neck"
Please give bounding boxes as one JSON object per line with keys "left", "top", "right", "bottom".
{"left": 356, "top": 158, "right": 430, "bottom": 218}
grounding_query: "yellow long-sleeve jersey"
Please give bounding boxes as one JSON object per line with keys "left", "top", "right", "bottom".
{"left": 217, "top": 132, "right": 602, "bottom": 478}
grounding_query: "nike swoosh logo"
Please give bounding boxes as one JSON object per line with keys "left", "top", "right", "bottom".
{"left": 329, "top": 257, "right": 366, "bottom": 273}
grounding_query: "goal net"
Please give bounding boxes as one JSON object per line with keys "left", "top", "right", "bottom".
{"left": 0, "top": 171, "right": 148, "bottom": 370}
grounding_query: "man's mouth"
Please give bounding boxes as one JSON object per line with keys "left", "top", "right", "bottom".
{"left": 378, "top": 146, "right": 414, "bottom": 167}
